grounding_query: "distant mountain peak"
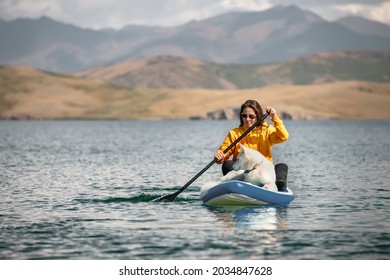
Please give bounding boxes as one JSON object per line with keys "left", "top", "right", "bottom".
{"left": 266, "top": 4, "right": 323, "bottom": 19}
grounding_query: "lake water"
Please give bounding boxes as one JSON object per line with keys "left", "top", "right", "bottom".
{"left": 0, "top": 120, "right": 389, "bottom": 260}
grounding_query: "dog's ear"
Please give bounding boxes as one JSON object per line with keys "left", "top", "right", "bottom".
{"left": 239, "top": 143, "right": 247, "bottom": 154}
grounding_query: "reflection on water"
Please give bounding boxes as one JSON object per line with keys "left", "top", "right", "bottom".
{"left": 205, "top": 205, "right": 288, "bottom": 231}
{"left": 204, "top": 205, "right": 292, "bottom": 258}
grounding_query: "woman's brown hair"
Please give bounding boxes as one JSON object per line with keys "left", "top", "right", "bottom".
{"left": 239, "top": 100, "right": 264, "bottom": 127}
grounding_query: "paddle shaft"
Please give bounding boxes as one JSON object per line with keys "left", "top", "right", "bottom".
{"left": 157, "top": 112, "right": 270, "bottom": 201}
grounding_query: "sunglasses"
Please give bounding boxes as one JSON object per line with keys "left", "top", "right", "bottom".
{"left": 241, "top": 113, "right": 257, "bottom": 119}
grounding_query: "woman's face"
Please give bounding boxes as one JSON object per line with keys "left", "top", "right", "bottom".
{"left": 241, "top": 107, "right": 258, "bottom": 129}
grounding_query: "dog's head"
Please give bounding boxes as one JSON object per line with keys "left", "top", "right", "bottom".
{"left": 232, "top": 144, "right": 264, "bottom": 171}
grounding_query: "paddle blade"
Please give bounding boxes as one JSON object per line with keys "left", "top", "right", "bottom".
{"left": 153, "top": 192, "right": 179, "bottom": 202}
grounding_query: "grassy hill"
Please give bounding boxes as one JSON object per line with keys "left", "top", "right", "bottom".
{"left": 1, "top": 65, "right": 390, "bottom": 120}
{"left": 75, "top": 50, "right": 390, "bottom": 89}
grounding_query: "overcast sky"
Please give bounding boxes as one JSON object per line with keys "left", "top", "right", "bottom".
{"left": 0, "top": 0, "right": 389, "bottom": 29}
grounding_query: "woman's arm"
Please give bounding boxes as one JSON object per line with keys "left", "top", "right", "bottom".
{"left": 266, "top": 106, "right": 289, "bottom": 143}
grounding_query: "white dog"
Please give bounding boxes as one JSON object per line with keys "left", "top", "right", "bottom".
{"left": 220, "top": 144, "right": 278, "bottom": 191}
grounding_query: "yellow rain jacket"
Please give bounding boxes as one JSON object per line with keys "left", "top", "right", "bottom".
{"left": 218, "top": 115, "right": 289, "bottom": 162}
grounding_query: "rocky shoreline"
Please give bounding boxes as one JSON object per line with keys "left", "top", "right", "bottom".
{"left": 190, "top": 108, "right": 293, "bottom": 120}
{"left": 0, "top": 114, "right": 42, "bottom": 120}
{"left": 0, "top": 110, "right": 295, "bottom": 121}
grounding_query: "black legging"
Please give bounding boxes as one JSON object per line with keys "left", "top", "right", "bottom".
{"left": 222, "top": 160, "right": 288, "bottom": 191}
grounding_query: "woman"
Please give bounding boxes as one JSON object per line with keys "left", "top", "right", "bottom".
{"left": 214, "top": 100, "right": 289, "bottom": 191}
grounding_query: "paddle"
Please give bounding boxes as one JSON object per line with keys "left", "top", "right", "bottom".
{"left": 155, "top": 111, "right": 270, "bottom": 202}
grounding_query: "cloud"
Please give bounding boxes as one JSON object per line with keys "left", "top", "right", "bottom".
{"left": 335, "top": 1, "right": 390, "bottom": 24}
{"left": 0, "top": 0, "right": 273, "bottom": 29}
{"left": 0, "top": 0, "right": 390, "bottom": 29}
{"left": 219, "top": 0, "right": 272, "bottom": 10}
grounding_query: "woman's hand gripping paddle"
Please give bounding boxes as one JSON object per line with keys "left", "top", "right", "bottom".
{"left": 155, "top": 112, "right": 270, "bottom": 202}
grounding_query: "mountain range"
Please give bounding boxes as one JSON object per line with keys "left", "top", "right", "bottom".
{"left": 1, "top": 5, "right": 390, "bottom": 73}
